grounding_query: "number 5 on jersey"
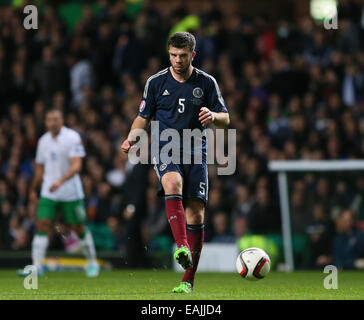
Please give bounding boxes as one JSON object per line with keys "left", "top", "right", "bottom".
{"left": 178, "top": 98, "right": 185, "bottom": 113}
{"left": 199, "top": 182, "right": 206, "bottom": 195}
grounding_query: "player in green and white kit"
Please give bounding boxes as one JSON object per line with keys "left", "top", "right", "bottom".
{"left": 20, "top": 109, "right": 99, "bottom": 277}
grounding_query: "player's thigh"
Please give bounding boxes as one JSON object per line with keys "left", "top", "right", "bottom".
{"left": 161, "top": 171, "right": 183, "bottom": 194}
{"left": 185, "top": 198, "right": 205, "bottom": 225}
{"left": 183, "top": 163, "right": 208, "bottom": 205}
{"left": 154, "top": 162, "right": 184, "bottom": 195}
{"left": 61, "top": 200, "right": 87, "bottom": 225}
{"left": 37, "top": 197, "right": 58, "bottom": 221}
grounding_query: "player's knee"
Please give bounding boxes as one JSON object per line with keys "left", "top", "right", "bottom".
{"left": 189, "top": 211, "right": 204, "bottom": 224}
{"left": 36, "top": 220, "right": 51, "bottom": 233}
{"left": 186, "top": 199, "right": 205, "bottom": 224}
{"left": 162, "top": 175, "right": 182, "bottom": 194}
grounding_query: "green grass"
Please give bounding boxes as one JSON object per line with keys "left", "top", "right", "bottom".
{"left": 0, "top": 269, "right": 363, "bottom": 300}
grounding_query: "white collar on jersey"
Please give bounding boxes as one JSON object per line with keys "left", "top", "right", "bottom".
{"left": 50, "top": 126, "right": 66, "bottom": 140}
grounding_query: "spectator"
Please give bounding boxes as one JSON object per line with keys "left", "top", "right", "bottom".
{"left": 11, "top": 227, "right": 29, "bottom": 250}
{"left": 231, "top": 183, "right": 253, "bottom": 220}
{"left": 333, "top": 209, "right": 364, "bottom": 269}
{"left": 93, "top": 181, "right": 112, "bottom": 224}
{"left": 209, "top": 212, "right": 235, "bottom": 243}
{"left": 342, "top": 63, "right": 364, "bottom": 107}
{"left": 141, "top": 186, "right": 169, "bottom": 250}
{"left": 290, "top": 185, "right": 311, "bottom": 234}
{"left": 68, "top": 51, "right": 94, "bottom": 108}
{"left": 248, "top": 187, "right": 280, "bottom": 234}
{"left": 106, "top": 155, "right": 128, "bottom": 189}
{"left": 233, "top": 216, "right": 249, "bottom": 240}
{"left": 31, "top": 46, "right": 69, "bottom": 106}
{"left": 306, "top": 203, "right": 335, "bottom": 268}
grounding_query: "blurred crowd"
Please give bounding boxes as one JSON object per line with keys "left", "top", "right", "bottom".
{"left": 1, "top": 0, "right": 364, "bottom": 269}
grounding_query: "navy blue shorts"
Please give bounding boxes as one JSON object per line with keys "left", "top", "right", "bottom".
{"left": 152, "top": 160, "right": 208, "bottom": 206}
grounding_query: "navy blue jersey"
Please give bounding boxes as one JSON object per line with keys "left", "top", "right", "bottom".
{"left": 138, "top": 67, "right": 228, "bottom": 158}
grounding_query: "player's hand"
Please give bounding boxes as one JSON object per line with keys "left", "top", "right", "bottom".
{"left": 199, "top": 107, "right": 216, "bottom": 127}
{"left": 121, "top": 139, "right": 133, "bottom": 154}
{"left": 49, "top": 179, "right": 62, "bottom": 192}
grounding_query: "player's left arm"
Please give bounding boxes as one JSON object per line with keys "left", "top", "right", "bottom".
{"left": 49, "top": 157, "right": 83, "bottom": 192}
{"left": 199, "top": 76, "right": 230, "bottom": 128}
{"left": 199, "top": 108, "right": 230, "bottom": 128}
{"left": 50, "top": 134, "right": 86, "bottom": 192}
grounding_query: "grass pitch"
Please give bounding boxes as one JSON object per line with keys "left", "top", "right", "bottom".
{"left": 0, "top": 269, "right": 363, "bottom": 300}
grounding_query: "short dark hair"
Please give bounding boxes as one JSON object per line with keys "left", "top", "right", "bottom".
{"left": 46, "top": 108, "right": 63, "bottom": 118}
{"left": 167, "top": 32, "right": 196, "bottom": 52}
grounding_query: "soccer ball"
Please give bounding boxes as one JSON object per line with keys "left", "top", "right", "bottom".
{"left": 236, "top": 247, "right": 270, "bottom": 280}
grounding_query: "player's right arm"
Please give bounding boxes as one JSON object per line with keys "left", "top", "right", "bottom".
{"left": 29, "top": 137, "right": 46, "bottom": 201}
{"left": 121, "top": 74, "right": 157, "bottom": 154}
{"left": 121, "top": 115, "right": 150, "bottom": 153}
{"left": 29, "top": 163, "right": 44, "bottom": 202}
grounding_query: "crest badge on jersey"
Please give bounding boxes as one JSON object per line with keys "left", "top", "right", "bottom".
{"left": 193, "top": 87, "right": 203, "bottom": 98}
{"left": 159, "top": 163, "right": 167, "bottom": 171}
{"left": 139, "top": 100, "right": 146, "bottom": 112}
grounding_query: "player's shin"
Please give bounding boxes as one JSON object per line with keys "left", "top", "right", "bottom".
{"left": 165, "top": 194, "right": 189, "bottom": 248}
{"left": 31, "top": 233, "right": 49, "bottom": 272}
{"left": 182, "top": 223, "right": 204, "bottom": 286}
{"left": 79, "top": 228, "right": 98, "bottom": 267}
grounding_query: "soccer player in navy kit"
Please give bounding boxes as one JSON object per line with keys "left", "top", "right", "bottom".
{"left": 121, "top": 32, "right": 230, "bottom": 293}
